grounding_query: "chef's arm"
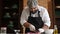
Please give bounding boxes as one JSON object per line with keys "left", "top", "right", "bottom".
{"left": 20, "top": 8, "right": 31, "bottom": 28}
{"left": 38, "top": 24, "right": 50, "bottom": 33}
{"left": 38, "top": 8, "right": 51, "bottom": 33}
{"left": 20, "top": 13, "right": 36, "bottom": 31}
{"left": 20, "top": 9, "right": 36, "bottom": 31}
{"left": 20, "top": 11, "right": 36, "bottom": 31}
{"left": 42, "top": 7, "right": 51, "bottom": 29}
{"left": 23, "top": 22, "right": 31, "bottom": 28}
{"left": 20, "top": 10, "right": 31, "bottom": 28}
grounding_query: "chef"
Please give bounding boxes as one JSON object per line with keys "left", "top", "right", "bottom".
{"left": 20, "top": 0, "right": 51, "bottom": 34}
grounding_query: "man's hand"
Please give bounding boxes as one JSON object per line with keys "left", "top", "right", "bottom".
{"left": 42, "top": 24, "right": 49, "bottom": 30}
{"left": 23, "top": 22, "right": 36, "bottom": 31}
{"left": 29, "top": 24, "right": 36, "bottom": 31}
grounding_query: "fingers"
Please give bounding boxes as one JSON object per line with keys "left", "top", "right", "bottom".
{"left": 29, "top": 24, "right": 36, "bottom": 31}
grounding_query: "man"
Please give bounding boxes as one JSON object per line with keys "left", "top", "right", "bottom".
{"left": 20, "top": 0, "right": 51, "bottom": 34}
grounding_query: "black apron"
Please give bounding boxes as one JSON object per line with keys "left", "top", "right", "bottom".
{"left": 25, "top": 10, "right": 44, "bottom": 33}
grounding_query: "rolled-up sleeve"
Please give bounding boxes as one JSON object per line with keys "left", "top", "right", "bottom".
{"left": 42, "top": 8, "right": 51, "bottom": 27}
{"left": 20, "top": 8, "right": 28, "bottom": 25}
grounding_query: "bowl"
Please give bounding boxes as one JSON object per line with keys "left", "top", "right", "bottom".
{"left": 45, "top": 29, "right": 54, "bottom": 34}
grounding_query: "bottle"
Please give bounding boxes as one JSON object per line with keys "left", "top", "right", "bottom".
{"left": 54, "top": 25, "right": 58, "bottom": 34}
{"left": 7, "top": 21, "right": 14, "bottom": 29}
{"left": 4, "top": 13, "right": 11, "bottom": 18}
{"left": 1, "top": 27, "right": 7, "bottom": 34}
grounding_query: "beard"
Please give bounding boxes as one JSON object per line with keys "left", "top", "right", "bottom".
{"left": 30, "top": 10, "right": 38, "bottom": 14}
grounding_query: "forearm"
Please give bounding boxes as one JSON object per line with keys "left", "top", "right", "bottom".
{"left": 38, "top": 24, "right": 49, "bottom": 33}
{"left": 23, "top": 22, "right": 31, "bottom": 28}
{"left": 23, "top": 22, "right": 36, "bottom": 32}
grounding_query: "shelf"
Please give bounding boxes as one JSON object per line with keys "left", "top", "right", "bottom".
{"left": 55, "top": 10, "right": 60, "bottom": 17}
{"left": 55, "top": 16, "right": 60, "bottom": 18}
{"left": 56, "top": 6, "right": 60, "bottom": 8}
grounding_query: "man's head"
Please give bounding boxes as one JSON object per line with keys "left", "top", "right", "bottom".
{"left": 27, "top": 0, "right": 38, "bottom": 12}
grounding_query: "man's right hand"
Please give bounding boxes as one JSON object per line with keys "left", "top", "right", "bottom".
{"left": 23, "top": 22, "right": 36, "bottom": 31}
{"left": 29, "top": 24, "right": 36, "bottom": 31}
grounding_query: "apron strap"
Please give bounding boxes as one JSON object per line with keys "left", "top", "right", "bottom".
{"left": 38, "top": 11, "right": 40, "bottom": 17}
{"left": 30, "top": 11, "right": 31, "bottom": 16}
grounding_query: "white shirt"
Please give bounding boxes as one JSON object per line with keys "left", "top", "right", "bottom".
{"left": 20, "top": 6, "right": 51, "bottom": 27}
